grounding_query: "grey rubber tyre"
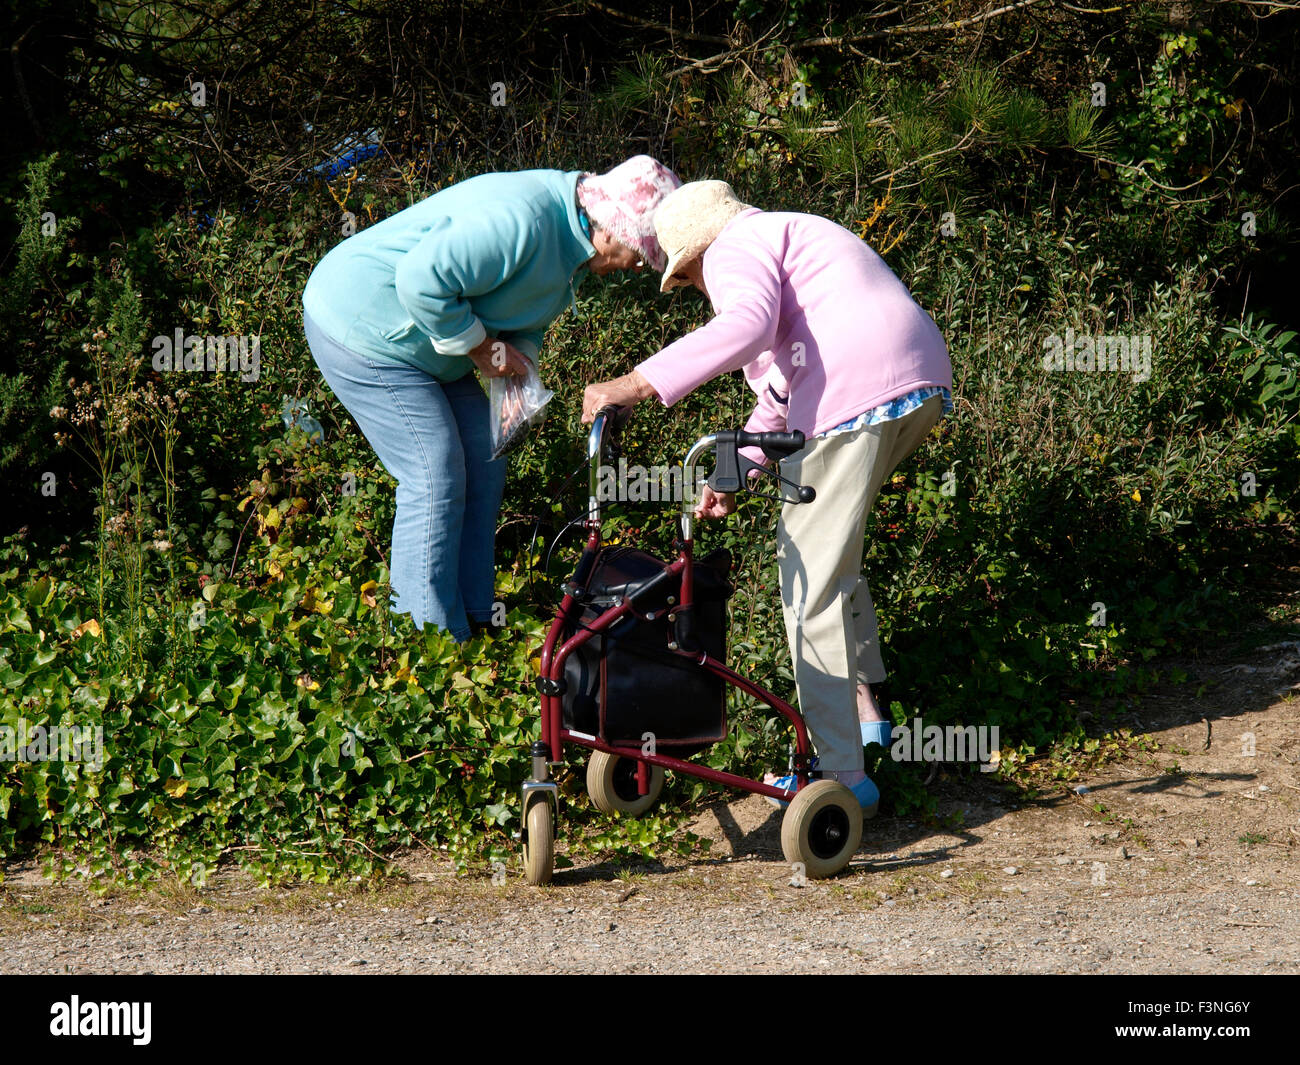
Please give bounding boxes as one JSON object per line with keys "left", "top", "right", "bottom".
{"left": 587, "top": 751, "right": 665, "bottom": 816}
{"left": 780, "top": 779, "right": 863, "bottom": 878}
{"left": 522, "top": 797, "right": 554, "bottom": 886}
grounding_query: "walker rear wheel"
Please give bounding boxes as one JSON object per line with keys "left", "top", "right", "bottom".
{"left": 522, "top": 797, "right": 554, "bottom": 886}
{"left": 586, "top": 751, "right": 665, "bottom": 817}
{"left": 780, "top": 779, "right": 863, "bottom": 879}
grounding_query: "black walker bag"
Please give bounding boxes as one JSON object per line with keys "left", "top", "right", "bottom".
{"left": 562, "top": 546, "right": 733, "bottom": 753}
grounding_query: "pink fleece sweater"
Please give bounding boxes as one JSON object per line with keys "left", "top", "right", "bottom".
{"left": 635, "top": 208, "right": 952, "bottom": 462}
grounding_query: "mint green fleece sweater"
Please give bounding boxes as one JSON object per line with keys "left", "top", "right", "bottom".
{"left": 302, "top": 168, "right": 594, "bottom": 380}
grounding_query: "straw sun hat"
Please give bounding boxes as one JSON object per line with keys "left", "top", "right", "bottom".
{"left": 653, "top": 180, "right": 752, "bottom": 293}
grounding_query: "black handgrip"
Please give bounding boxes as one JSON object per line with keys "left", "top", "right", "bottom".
{"left": 736, "top": 430, "right": 806, "bottom": 459}
{"left": 596, "top": 404, "right": 633, "bottom": 433}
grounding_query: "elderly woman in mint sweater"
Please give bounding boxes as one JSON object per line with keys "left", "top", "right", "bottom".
{"left": 304, "top": 156, "right": 680, "bottom": 641}
{"left": 582, "top": 181, "right": 953, "bottom": 814}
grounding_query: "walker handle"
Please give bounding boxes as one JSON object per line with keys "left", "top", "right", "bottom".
{"left": 706, "top": 430, "right": 815, "bottom": 503}
{"left": 595, "top": 404, "right": 633, "bottom": 434}
{"left": 736, "top": 430, "right": 805, "bottom": 459}
{"left": 587, "top": 405, "right": 634, "bottom": 525}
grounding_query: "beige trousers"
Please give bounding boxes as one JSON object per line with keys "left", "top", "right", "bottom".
{"left": 776, "top": 396, "right": 943, "bottom": 773}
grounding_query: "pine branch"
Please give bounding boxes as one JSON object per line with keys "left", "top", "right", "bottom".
{"left": 793, "top": 0, "right": 1050, "bottom": 48}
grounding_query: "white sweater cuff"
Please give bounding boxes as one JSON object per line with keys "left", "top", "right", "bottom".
{"left": 431, "top": 318, "right": 487, "bottom": 356}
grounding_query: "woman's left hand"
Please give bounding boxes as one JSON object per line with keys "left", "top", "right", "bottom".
{"left": 581, "top": 370, "right": 657, "bottom": 423}
{"left": 467, "top": 337, "right": 530, "bottom": 379}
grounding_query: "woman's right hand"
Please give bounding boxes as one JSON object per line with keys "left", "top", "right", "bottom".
{"left": 693, "top": 484, "right": 736, "bottom": 520}
{"left": 467, "top": 337, "right": 530, "bottom": 378}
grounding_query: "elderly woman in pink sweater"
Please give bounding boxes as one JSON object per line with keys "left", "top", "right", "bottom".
{"left": 581, "top": 180, "right": 953, "bottom": 814}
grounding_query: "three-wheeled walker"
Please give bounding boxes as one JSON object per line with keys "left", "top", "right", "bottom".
{"left": 519, "top": 406, "right": 865, "bottom": 884}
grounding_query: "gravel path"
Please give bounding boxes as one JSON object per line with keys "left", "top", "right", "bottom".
{"left": 3, "top": 844, "right": 1297, "bottom": 974}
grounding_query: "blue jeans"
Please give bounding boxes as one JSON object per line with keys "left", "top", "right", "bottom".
{"left": 304, "top": 311, "right": 505, "bottom": 641}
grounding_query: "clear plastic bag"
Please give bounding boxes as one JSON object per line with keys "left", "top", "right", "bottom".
{"left": 488, "top": 358, "right": 554, "bottom": 459}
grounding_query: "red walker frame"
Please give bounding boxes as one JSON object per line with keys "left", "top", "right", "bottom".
{"left": 519, "top": 406, "right": 860, "bottom": 883}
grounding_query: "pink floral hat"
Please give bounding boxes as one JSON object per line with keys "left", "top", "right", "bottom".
{"left": 576, "top": 156, "right": 681, "bottom": 272}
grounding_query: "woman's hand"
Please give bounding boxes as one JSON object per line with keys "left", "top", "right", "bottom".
{"left": 581, "top": 370, "right": 658, "bottom": 423}
{"left": 693, "top": 484, "right": 736, "bottom": 520}
{"left": 467, "top": 337, "right": 530, "bottom": 379}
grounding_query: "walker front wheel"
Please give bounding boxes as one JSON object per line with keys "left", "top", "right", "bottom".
{"left": 586, "top": 751, "right": 665, "bottom": 817}
{"left": 780, "top": 780, "right": 863, "bottom": 879}
{"left": 522, "top": 797, "right": 554, "bottom": 886}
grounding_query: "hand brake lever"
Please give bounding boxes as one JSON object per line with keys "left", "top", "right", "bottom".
{"left": 737, "top": 456, "right": 816, "bottom": 504}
